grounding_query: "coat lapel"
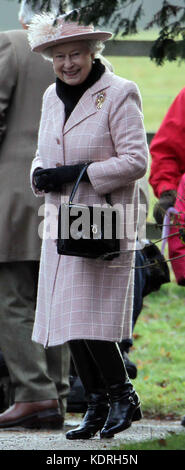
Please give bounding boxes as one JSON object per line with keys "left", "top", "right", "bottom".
{"left": 63, "top": 70, "right": 113, "bottom": 135}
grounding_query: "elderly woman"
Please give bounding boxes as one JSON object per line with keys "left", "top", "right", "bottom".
{"left": 28, "top": 11, "right": 148, "bottom": 440}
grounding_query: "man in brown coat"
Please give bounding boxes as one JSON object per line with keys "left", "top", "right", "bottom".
{"left": 0, "top": 1, "right": 70, "bottom": 428}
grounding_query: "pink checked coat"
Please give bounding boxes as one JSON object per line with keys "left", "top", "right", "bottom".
{"left": 30, "top": 69, "right": 148, "bottom": 347}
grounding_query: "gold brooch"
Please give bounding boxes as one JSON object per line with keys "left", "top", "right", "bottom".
{"left": 96, "top": 92, "right": 106, "bottom": 109}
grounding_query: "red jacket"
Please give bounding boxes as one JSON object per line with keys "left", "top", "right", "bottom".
{"left": 149, "top": 87, "right": 185, "bottom": 198}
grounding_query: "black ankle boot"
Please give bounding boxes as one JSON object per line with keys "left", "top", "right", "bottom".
{"left": 66, "top": 393, "right": 109, "bottom": 440}
{"left": 100, "top": 383, "right": 142, "bottom": 438}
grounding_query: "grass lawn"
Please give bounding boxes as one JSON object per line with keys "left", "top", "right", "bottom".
{"left": 105, "top": 30, "right": 185, "bottom": 133}
{"left": 105, "top": 55, "right": 185, "bottom": 133}
{"left": 129, "top": 281, "right": 185, "bottom": 419}
{"left": 113, "top": 433, "right": 185, "bottom": 450}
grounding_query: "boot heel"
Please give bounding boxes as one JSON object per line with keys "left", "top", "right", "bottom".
{"left": 132, "top": 406, "right": 142, "bottom": 422}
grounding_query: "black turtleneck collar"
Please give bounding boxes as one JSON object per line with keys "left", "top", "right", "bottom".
{"left": 56, "top": 58, "right": 105, "bottom": 121}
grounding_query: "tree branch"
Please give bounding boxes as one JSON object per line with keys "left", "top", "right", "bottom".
{"left": 16, "top": 0, "right": 185, "bottom": 65}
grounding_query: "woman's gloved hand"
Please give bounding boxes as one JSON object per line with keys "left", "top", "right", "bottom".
{"left": 33, "top": 164, "right": 90, "bottom": 193}
{"left": 153, "top": 190, "right": 177, "bottom": 226}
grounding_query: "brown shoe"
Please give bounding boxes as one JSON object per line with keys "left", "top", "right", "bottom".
{"left": 0, "top": 400, "right": 63, "bottom": 429}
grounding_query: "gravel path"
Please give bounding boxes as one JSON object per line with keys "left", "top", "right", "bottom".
{"left": 0, "top": 414, "right": 184, "bottom": 450}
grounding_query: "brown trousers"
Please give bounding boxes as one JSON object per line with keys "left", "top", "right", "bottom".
{"left": 0, "top": 261, "right": 70, "bottom": 416}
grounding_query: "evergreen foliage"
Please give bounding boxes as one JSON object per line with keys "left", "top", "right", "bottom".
{"left": 18, "top": 0, "right": 185, "bottom": 65}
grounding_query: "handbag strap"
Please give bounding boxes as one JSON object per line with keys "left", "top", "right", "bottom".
{"left": 69, "top": 163, "right": 112, "bottom": 205}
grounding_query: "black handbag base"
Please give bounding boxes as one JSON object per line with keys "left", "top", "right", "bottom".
{"left": 57, "top": 237, "right": 120, "bottom": 260}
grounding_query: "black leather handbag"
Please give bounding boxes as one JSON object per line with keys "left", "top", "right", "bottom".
{"left": 57, "top": 164, "right": 120, "bottom": 260}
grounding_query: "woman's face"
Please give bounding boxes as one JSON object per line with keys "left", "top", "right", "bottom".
{"left": 52, "top": 41, "right": 94, "bottom": 86}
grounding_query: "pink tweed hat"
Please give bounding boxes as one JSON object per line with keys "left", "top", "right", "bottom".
{"left": 28, "top": 11, "right": 112, "bottom": 53}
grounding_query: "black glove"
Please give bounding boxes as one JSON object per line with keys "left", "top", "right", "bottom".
{"left": 153, "top": 190, "right": 177, "bottom": 226}
{"left": 33, "top": 164, "right": 90, "bottom": 193}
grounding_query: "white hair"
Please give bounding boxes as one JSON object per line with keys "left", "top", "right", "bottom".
{"left": 18, "top": 0, "right": 60, "bottom": 25}
{"left": 42, "top": 38, "right": 105, "bottom": 61}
